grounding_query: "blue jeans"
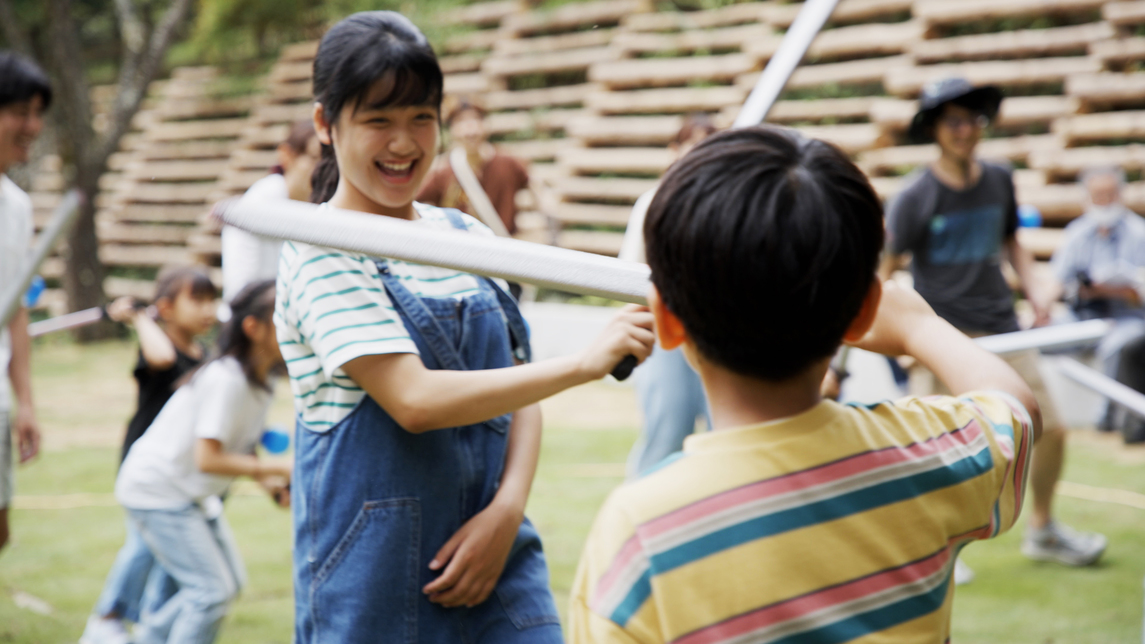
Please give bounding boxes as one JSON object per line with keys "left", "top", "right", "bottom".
{"left": 627, "top": 346, "right": 710, "bottom": 478}
{"left": 128, "top": 505, "right": 246, "bottom": 644}
{"left": 93, "top": 517, "right": 177, "bottom": 623}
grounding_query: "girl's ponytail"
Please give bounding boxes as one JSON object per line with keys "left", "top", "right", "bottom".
{"left": 217, "top": 279, "right": 277, "bottom": 388}
{"left": 310, "top": 142, "right": 339, "bottom": 204}
{"left": 308, "top": 11, "right": 443, "bottom": 205}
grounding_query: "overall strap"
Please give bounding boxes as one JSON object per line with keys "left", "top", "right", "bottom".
{"left": 441, "top": 207, "right": 470, "bottom": 232}
{"left": 373, "top": 259, "right": 468, "bottom": 372}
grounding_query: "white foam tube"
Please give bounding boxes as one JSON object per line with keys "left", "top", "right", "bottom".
{"left": 27, "top": 306, "right": 104, "bottom": 337}
{"left": 221, "top": 198, "right": 652, "bottom": 304}
{"left": 449, "top": 146, "right": 511, "bottom": 238}
{"left": 1057, "top": 357, "right": 1145, "bottom": 419}
{"left": 733, "top": 0, "right": 841, "bottom": 128}
{"left": 0, "top": 189, "right": 84, "bottom": 328}
{"left": 975, "top": 319, "right": 1111, "bottom": 356}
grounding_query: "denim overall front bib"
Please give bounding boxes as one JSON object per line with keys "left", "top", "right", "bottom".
{"left": 292, "top": 211, "right": 562, "bottom": 643}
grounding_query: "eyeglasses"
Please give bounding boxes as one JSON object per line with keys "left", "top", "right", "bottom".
{"left": 937, "top": 114, "right": 990, "bottom": 130}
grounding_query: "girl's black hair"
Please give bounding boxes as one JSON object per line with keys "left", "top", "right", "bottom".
{"left": 0, "top": 51, "right": 52, "bottom": 110}
{"left": 154, "top": 266, "right": 218, "bottom": 304}
{"left": 310, "top": 11, "right": 444, "bottom": 204}
{"left": 215, "top": 279, "right": 277, "bottom": 389}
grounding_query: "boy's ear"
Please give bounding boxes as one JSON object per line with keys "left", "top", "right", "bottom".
{"left": 313, "top": 102, "right": 332, "bottom": 146}
{"left": 648, "top": 285, "right": 686, "bottom": 351}
{"left": 842, "top": 278, "right": 882, "bottom": 343}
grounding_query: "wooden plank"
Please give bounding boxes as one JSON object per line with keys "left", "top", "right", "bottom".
{"left": 157, "top": 96, "right": 252, "bottom": 121}
{"left": 188, "top": 232, "right": 223, "bottom": 256}
{"left": 915, "top": 0, "right": 1106, "bottom": 25}
{"left": 503, "top": 0, "right": 650, "bottom": 36}
{"left": 123, "top": 159, "right": 229, "bottom": 182}
{"left": 137, "top": 139, "right": 236, "bottom": 161}
{"left": 551, "top": 203, "right": 633, "bottom": 226}
{"left": 280, "top": 40, "right": 319, "bottom": 62}
{"left": 744, "top": 54, "right": 909, "bottom": 90}
{"left": 806, "top": 20, "right": 924, "bottom": 61}
{"left": 590, "top": 53, "right": 759, "bottom": 89}
{"left": 497, "top": 138, "right": 581, "bottom": 162}
{"left": 871, "top": 95, "right": 1080, "bottom": 131}
{"left": 566, "top": 115, "right": 683, "bottom": 146}
{"left": 1029, "top": 143, "right": 1145, "bottom": 177}
{"left": 97, "top": 222, "right": 194, "bottom": 245}
{"left": 1016, "top": 227, "right": 1065, "bottom": 260}
{"left": 485, "top": 108, "right": 589, "bottom": 136}
{"left": 217, "top": 169, "right": 270, "bottom": 192}
{"left": 443, "top": 29, "right": 502, "bottom": 55}
{"left": 100, "top": 244, "right": 196, "bottom": 267}
{"left": 269, "top": 80, "right": 312, "bottom": 103}
{"left": 528, "top": 162, "right": 570, "bottom": 186}
{"left": 1054, "top": 110, "right": 1145, "bottom": 144}
{"left": 482, "top": 84, "right": 597, "bottom": 111}
{"left": 794, "top": 123, "right": 889, "bottom": 154}
{"left": 588, "top": 85, "right": 747, "bottom": 115}
{"left": 911, "top": 22, "right": 1113, "bottom": 63}
{"left": 767, "top": 97, "right": 876, "bottom": 122}
{"left": 253, "top": 102, "right": 313, "bottom": 125}
{"left": 31, "top": 174, "right": 64, "bottom": 192}
{"left": 269, "top": 59, "right": 312, "bottom": 84}
{"left": 112, "top": 204, "right": 206, "bottom": 224}
{"left": 105, "top": 277, "right": 157, "bottom": 300}
{"left": 551, "top": 176, "right": 658, "bottom": 202}
{"left": 622, "top": 2, "right": 764, "bottom": 32}
{"left": 144, "top": 118, "right": 248, "bottom": 142}
{"left": 858, "top": 134, "right": 1061, "bottom": 173}
{"left": 440, "top": 0, "right": 520, "bottom": 28}
{"left": 884, "top": 57, "right": 1102, "bottom": 97}
{"left": 614, "top": 24, "right": 773, "bottom": 56}
{"left": 1067, "top": 73, "right": 1145, "bottom": 108}
{"left": 443, "top": 72, "right": 490, "bottom": 95}
{"left": 831, "top": 0, "right": 914, "bottom": 24}
{"left": 123, "top": 182, "right": 217, "bottom": 204}
{"left": 1104, "top": 1, "right": 1145, "bottom": 26}
{"left": 240, "top": 124, "right": 291, "bottom": 149}
{"left": 483, "top": 46, "right": 620, "bottom": 78}
{"left": 228, "top": 148, "right": 280, "bottom": 171}
{"left": 558, "top": 147, "right": 675, "bottom": 175}
{"left": 1090, "top": 36, "right": 1145, "bottom": 65}
{"left": 171, "top": 66, "right": 218, "bottom": 82}
{"left": 439, "top": 53, "right": 484, "bottom": 74}
{"left": 556, "top": 230, "right": 624, "bottom": 256}
{"left": 494, "top": 29, "right": 614, "bottom": 56}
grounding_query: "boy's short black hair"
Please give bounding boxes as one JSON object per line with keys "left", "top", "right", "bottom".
{"left": 644, "top": 125, "right": 884, "bottom": 381}
{"left": 0, "top": 51, "right": 52, "bottom": 110}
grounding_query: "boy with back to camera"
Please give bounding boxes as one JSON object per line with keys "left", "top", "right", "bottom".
{"left": 569, "top": 126, "right": 1041, "bottom": 643}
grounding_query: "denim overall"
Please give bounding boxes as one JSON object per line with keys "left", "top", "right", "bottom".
{"left": 292, "top": 211, "right": 562, "bottom": 644}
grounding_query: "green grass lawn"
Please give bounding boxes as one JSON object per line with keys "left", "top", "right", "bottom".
{"left": 2, "top": 340, "right": 1145, "bottom": 642}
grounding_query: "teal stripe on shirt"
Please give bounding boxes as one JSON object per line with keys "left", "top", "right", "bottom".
{"left": 316, "top": 319, "right": 397, "bottom": 342}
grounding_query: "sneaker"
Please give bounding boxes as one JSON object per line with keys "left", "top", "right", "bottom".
{"left": 1021, "top": 521, "right": 1108, "bottom": 566}
{"left": 953, "top": 557, "right": 975, "bottom": 586}
{"left": 79, "top": 615, "right": 131, "bottom": 644}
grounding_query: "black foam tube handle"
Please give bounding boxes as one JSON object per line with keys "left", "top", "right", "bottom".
{"left": 611, "top": 354, "right": 638, "bottom": 381}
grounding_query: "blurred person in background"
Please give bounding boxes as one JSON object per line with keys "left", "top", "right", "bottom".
{"left": 1048, "top": 166, "right": 1145, "bottom": 438}
{"left": 883, "top": 78, "right": 1106, "bottom": 577}
{"left": 619, "top": 113, "right": 718, "bottom": 478}
{"left": 219, "top": 119, "right": 319, "bottom": 317}
{"left": 418, "top": 99, "right": 530, "bottom": 237}
{"left": 0, "top": 50, "right": 48, "bottom": 557}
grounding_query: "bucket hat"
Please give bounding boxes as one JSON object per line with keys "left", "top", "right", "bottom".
{"left": 908, "top": 77, "right": 1003, "bottom": 144}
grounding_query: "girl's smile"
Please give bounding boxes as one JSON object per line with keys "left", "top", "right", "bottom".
{"left": 376, "top": 158, "right": 418, "bottom": 183}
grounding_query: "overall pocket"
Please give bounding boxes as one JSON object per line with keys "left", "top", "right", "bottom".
{"left": 311, "top": 497, "right": 421, "bottom": 643}
{"left": 494, "top": 518, "right": 562, "bottom": 630}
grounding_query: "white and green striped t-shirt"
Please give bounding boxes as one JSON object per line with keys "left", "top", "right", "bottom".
{"left": 274, "top": 202, "right": 501, "bottom": 429}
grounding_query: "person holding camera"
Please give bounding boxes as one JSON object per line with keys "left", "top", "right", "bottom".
{"left": 1049, "top": 165, "right": 1145, "bottom": 437}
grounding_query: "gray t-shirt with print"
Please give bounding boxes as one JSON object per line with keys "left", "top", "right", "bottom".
{"left": 886, "top": 162, "right": 1020, "bottom": 334}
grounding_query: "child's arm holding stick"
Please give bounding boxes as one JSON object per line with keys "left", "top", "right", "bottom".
{"left": 849, "top": 280, "right": 1042, "bottom": 441}
{"left": 107, "top": 296, "right": 178, "bottom": 370}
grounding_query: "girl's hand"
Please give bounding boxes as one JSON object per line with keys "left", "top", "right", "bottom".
{"left": 106, "top": 296, "right": 139, "bottom": 323}
{"left": 423, "top": 500, "right": 523, "bottom": 608}
{"left": 578, "top": 304, "right": 656, "bottom": 380}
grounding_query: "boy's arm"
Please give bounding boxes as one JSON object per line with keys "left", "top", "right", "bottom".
{"left": 1004, "top": 235, "right": 1053, "bottom": 327}
{"left": 851, "top": 281, "right": 1042, "bottom": 442}
{"left": 8, "top": 307, "right": 39, "bottom": 463}
{"left": 422, "top": 403, "right": 542, "bottom": 608}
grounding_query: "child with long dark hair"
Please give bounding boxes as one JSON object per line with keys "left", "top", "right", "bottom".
{"left": 114, "top": 280, "right": 290, "bottom": 644}
{"left": 276, "top": 12, "right": 654, "bottom": 643}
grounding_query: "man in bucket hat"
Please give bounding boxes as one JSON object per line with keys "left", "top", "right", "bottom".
{"left": 883, "top": 78, "right": 1108, "bottom": 580}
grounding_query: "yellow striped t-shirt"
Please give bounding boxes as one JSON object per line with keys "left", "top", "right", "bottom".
{"left": 569, "top": 392, "right": 1034, "bottom": 644}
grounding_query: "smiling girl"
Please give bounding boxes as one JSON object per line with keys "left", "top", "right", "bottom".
{"left": 275, "top": 12, "right": 655, "bottom": 644}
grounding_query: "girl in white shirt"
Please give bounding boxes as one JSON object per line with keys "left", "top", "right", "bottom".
{"left": 115, "top": 279, "right": 290, "bottom": 644}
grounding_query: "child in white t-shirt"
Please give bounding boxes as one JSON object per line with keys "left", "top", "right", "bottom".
{"left": 114, "top": 280, "right": 290, "bottom": 644}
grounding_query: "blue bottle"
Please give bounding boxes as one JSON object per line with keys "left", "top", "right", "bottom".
{"left": 260, "top": 427, "right": 290, "bottom": 454}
